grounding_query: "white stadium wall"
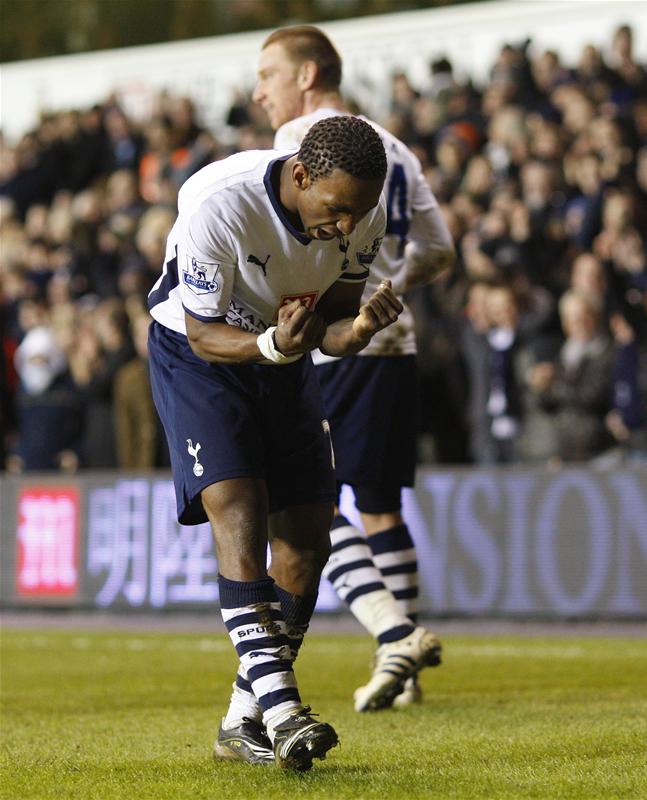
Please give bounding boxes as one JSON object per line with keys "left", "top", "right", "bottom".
{"left": 1, "top": 0, "right": 646, "bottom": 144}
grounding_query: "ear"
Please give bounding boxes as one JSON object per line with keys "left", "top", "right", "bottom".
{"left": 297, "top": 60, "right": 318, "bottom": 92}
{"left": 292, "top": 161, "right": 311, "bottom": 191}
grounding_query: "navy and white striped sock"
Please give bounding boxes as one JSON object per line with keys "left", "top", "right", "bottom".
{"left": 274, "top": 584, "right": 319, "bottom": 660}
{"left": 222, "top": 586, "right": 319, "bottom": 728}
{"left": 323, "top": 515, "right": 415, "bottom": 643}
{"left": 368, "top": 524, "right": 419, "bottom": 623}
{"left": 219, "top": 576, "right": 301, "bottom": 732}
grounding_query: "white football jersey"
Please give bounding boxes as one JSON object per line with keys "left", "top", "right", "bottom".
{"left": 148, "top": 149, "right": 386, "bottom": 338}
{"left": 275, "top": 109, "right": 440, "bottom": 358}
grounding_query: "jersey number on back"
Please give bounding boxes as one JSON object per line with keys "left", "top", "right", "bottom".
{"left": 385, "top": 163, "right": 409, "bottom": 253}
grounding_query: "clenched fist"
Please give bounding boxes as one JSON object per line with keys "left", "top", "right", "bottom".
{"left": 274, "top": 299, "right": 327, "bottom": 356}
{"left": 352, "top": 280, "right": 403, "bottom": 341}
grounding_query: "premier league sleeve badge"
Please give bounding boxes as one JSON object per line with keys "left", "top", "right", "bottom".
{"left": 183, "top": 257, "right": 220, "bottom": 295}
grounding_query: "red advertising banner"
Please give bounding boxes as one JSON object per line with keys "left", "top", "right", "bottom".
{"left": 15, "top": 487, "right": 80, "bottom": 598}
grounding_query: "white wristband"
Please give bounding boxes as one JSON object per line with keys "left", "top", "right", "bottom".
{"left": 256, "top": 326, "right": 302, "bottom": 365}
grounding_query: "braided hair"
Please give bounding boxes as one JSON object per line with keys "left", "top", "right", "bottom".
{"left": 298, "top": 116, "right": 387, "bottom": 183}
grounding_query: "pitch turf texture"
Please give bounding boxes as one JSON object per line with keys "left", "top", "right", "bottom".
{"left": 2, "top": 628, "right": 646, "bottom": 799}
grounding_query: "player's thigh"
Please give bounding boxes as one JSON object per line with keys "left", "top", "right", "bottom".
{"left": 265, "top": 356, "right": 336, "bottom": 514}
{"left": 268, "top": 502, "right": 334, "bottom": 553}
{"left": 148, "top": 322, "right": 265, "bottom": 524}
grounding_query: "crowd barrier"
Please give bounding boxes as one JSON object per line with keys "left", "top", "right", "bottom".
{"left": 1, "top": 466, "right": 646, "bottom": 618}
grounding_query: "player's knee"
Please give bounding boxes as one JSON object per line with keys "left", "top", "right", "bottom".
{"left": 201, "top": 478, "right": 267, "bottom": 529}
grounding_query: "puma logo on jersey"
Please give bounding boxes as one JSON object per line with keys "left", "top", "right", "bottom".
{"left": 247, "top": 253, "right": 271, "bottom": 276}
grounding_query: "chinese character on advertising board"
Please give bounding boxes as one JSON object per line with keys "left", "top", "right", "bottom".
{"left": 16, "top": 487, "right": 79, "bottom": 597}
{"left": 87, "top": 481, "right": 149, "bottom": 607}
{"left": 150, "top": 482, "right": 218, "bottom": 608}
{"left": 86, "top": 479, "right": 219, "bottom": 609}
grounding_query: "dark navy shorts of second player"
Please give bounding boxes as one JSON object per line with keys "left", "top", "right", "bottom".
{"left": 316, "top": 354, "right": 419, "bottom": 509}
{"left": 148, "top": 321, "right": 336, "bottom": 525}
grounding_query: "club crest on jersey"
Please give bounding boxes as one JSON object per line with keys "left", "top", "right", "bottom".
{"left": 338, "top": 238, "right": 350, "bottom": 271}
{"left": 279, "top": 291, "right": 319, "bottom": 310}
{"left": 183, "top": 257, "right": 220, "bottom": 295}
{"left": 356, "top": 237, "right": 383, "bottom": 265}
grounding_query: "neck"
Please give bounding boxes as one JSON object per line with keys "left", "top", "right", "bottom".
{"left": 277, "top": 155, "right": 302, "bottom": 226}
{"left": 302, "top": 89, "right": 346, "bottom": 116}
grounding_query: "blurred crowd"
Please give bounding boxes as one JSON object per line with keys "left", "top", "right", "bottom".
{"left": 1, "top": 23, "right": 646, "bottom": 473}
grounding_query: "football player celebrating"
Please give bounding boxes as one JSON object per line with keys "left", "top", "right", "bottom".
{"left": 148, "top": 116, "right": 403, "bottom": 770}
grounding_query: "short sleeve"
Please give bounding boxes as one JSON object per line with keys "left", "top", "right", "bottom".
{"left": 178, "top": 208, "right": 237, "bottom": 323}
{"left": 411, "top": 171, "right": 438, "bottom": 213}
{"left": 273, "top": 119, "right": 309, "bottom": 151}
{"left": 337, "top": 197, "right": 387, "bottom": 284}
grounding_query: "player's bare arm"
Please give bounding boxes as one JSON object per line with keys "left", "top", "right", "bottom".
{"left": 394, "top": 207, "right": 456, "bottom": 295}
{"left": 184, "top": 300, "right": 326, "bottom": 364}
{"left": 316, "top": 279, "right": 403, "bottom": 357}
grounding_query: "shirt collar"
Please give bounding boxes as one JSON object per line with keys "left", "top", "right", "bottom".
{"left": 263, "top": 153, "right": 312, "bottom": 246}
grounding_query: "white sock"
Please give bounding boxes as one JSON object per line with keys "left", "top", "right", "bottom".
{"left": 222, "top": 666, "right": 262, "bottom": 728}
{"left": 323, "top": 516, "right": 415, "bottom": 643}
{"left": 368, "top": 524, "right": 419, "bottom": 622}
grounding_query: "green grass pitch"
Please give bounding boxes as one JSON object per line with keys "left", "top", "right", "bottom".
{"left": 1, "top": 627, "right": 646, "bottom": 799}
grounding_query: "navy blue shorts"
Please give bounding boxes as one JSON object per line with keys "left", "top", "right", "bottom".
{"left": 316, "top": 355, "right": 419, "bottom": 496}
{"left": 148, "top": 321, "right": 336, "bottom": 525}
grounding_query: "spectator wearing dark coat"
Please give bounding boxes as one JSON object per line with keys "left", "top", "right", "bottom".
{"left": 528, "top": 290, "right": 615, "bottom": 461}
{"left": 70, "top": 299, "right": 134, "bottom": 468}
{"left": 113, "top": 313, "right": 167, "bottom": 468}
{"left": 11, "top": 326, "right": 80, "bottom": 471}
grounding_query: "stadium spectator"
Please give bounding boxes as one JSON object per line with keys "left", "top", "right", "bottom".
{"left": 482, "top": 283, "right": 523, "bottom": 463}
{"left": 138, "top": 117, "right": 185, "bottom": 205}
{"left": 71, "top": 298, "right": 135, "bottom": 468}
{"left": 9, "top": 324, "right": 80, "bottom": 472}
{"left": 595, "top": 310, "right": 647, "bottom": 465}
{"left": 113, "top": 313, "right": 165, "bottom": 469}
{"left": 528, "top": 289, "right": 615, "bottom": 462}
{"left": 569, "top": 252, "right": 609, "bottom": 317}
{"left": 102, "top": 105, "right": 144, "bottom": 173}
{"left": 459, "top": 280, "right": 499, "bottom": 463}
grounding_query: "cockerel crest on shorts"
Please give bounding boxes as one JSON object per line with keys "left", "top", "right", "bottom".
{"left": 186, "top": 439, "right": 204, "bottom": 477}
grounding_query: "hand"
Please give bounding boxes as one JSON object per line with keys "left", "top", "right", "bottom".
{"left": 611, "top": 230, "right": 645, "bottom": 273}
{"left": 351, "top": 280, "right": 404, "bottom": 341}
{"left": 593, "top": 230, "right": 616, "bottom": 260}
{"left": 605, "top": 410, "right": 630, "bottom": 442}
{"left": 527, "top": 361, "right": 555, "bottom": 391}
{"left": 58, "top": 450, "right": 79, "bottom": 473}
{"left": 609, "top": 313, "right": 635, "bottom": 344}
{"left": 274, "top": 299, "right": 327, "bottom": 355}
